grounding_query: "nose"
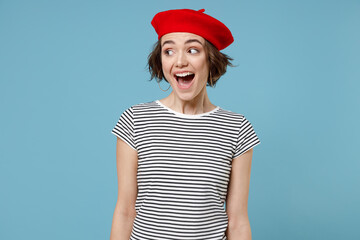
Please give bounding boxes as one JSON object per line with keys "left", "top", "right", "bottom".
{"left": 175, "top": 51, "right": 188, "bottom": 68}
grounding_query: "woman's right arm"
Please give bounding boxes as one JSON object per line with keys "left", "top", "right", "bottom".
{"left": 110, "top": 138, "right": 138, "bottom": 240}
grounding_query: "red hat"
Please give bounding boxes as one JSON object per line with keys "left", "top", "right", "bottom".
{"left": 151, "top": 9, "right": 234, "bottom": 50}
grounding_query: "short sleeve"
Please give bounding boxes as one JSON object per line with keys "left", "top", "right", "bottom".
{"left": 233, "top": 116, "right": 261, "bottom": 159}
{"left": 111, "top": 107, "right": 136, "bottom": 151}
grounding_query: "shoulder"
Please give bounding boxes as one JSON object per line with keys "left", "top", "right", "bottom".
{"left": 217, "top": 107, "right": 246, "bottom": 123}
{"left": 121, "top": 100, "right": 156, "bottom": 112}
{"left": 130, "top": 100, "right": 157, "bottom": 109}
{"left": 121, "top": 100, "right": 160, "bottom": 117}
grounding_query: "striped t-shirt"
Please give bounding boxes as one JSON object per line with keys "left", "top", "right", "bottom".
{"left": 111, "top": 100, "right": 261, "bottom": 240}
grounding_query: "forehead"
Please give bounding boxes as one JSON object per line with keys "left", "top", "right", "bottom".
{"left": 161, "top": 32, "right": 205, "bottom": 44}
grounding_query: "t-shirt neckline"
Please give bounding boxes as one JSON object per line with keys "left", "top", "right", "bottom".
{"left": 155, "top": 100, "right": 220, "bottom": 118}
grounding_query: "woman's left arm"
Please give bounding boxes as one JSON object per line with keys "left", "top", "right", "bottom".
{"left": 225, "top": 148, "right": 254, "bottom": 240}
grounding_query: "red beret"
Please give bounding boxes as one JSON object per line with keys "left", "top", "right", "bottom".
{"left": 151, "top": 9, "right": 234, "bottom": 50}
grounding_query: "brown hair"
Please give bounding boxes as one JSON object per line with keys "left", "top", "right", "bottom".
{"left": 147, "top": 39, "right": 233, "bottom": 87}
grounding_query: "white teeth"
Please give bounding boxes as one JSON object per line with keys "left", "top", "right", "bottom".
{"left": 175, "top": 72, "right": 193, "bottom": 77}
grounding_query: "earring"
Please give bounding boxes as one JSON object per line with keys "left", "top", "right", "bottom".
{"left": 158, "top": 80, "right": 171, "bottom": 91}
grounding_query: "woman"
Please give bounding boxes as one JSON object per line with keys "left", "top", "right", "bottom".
{"left": 110, "top": 9, "right": 261, "bottom": 240}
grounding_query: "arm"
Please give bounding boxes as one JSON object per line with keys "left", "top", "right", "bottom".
{"left": 110, "top": 138, "right": 138, "bottom": 240}
{"left": 226, "top": 148, "right": 254, "bottom": 240}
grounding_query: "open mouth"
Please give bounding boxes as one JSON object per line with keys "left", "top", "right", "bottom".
{"left": 174, "top": 72, "right": 195, "bottom": 88}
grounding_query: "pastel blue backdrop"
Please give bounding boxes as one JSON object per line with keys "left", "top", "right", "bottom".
{"left": 1, "top": 0, "right": 359, "bottom": 239}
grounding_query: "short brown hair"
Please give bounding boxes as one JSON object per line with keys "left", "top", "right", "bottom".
{"left": 147, "top": 39, "right": 233, "bottom": 87}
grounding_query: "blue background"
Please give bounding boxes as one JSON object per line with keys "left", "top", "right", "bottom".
{"left": 1, "top": 0, "right": 359, "bottom": 239}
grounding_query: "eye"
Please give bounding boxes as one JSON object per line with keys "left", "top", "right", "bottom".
{"left": 189, "top": 48, "right": 199, "bottom": 54}
{"left": 164, "top": 49, "right": 174, "bottom": 56}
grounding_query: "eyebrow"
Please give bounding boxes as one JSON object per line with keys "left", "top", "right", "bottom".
{"left": 162, "top": 39, "right": 203, "bottom": 47}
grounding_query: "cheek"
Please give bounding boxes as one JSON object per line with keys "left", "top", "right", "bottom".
{"left": 161, "top": 62, "right": 169, "bottom": 73}
{"left": 195, "top": 55, "right": 208, "bottom": 69}
{"left": 161, "top": 61, "right": 172, "bottom": 79}
{"left": 197, "top": 59, "right": 209, "bottom": 75}
{"left": 161, "top": 58, "right": 167, "bottom": 68}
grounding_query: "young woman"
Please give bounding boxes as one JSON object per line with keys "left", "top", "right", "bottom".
{"left": 110, "top": 8, "right": 261, "bottom": 240}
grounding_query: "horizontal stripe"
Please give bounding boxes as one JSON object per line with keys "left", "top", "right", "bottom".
{"left": 111, "top": 100, "right": 260, "bottom": 239}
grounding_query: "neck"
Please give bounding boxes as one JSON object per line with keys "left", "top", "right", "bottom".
{"left": 161, "top": 88, "right": 216, "bottom": 115}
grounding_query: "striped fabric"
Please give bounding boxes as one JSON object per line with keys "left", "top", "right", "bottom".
{"left": 111, "top": 100, "right": 261, "bottom": 240}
